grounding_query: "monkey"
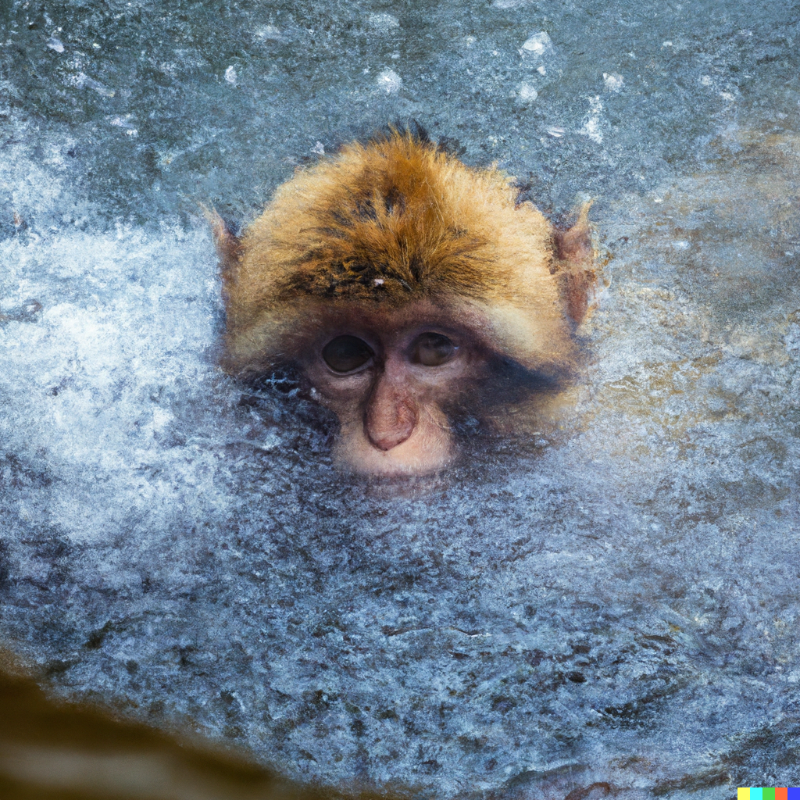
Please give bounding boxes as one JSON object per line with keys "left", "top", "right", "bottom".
{"left": 212, "top": 129, "right": 595, "bottom": 477}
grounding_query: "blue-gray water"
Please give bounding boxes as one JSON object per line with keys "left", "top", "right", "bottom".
{"left": 1, "top": 1, "right": 799, "bottom": 796}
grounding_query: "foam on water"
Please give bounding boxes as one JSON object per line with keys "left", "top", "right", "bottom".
{"left": 1, "top": 127, "right": 799, "bottom": 796}
{"left": 1, "top": 0, "right": 800, "bottom": 793}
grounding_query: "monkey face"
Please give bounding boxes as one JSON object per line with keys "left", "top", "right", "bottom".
{"left": 299, "top": 304, "right": 489, "bottom": 476}
{"left": 213, "top": 131, "right": 596, "bottom": 476}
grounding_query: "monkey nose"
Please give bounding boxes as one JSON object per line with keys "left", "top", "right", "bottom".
{"left": 365, "top": 388, "right": 418, "bottom": 451}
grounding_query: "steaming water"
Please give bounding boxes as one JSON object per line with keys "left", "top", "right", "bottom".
{"left": 1, "top": 0, "right": 799, "bottom": 796}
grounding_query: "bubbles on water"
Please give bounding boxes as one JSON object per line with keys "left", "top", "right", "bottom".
{"left": 376, "top": 69, "right": 402, "bottom": 94}
{"left": 367, "top": 13, "right": 400, "bottom": 34}
{"left": 603, "top": 72, "right": 624, "bottom": 93}
{"left": 517, "top": 82, "right": 538, "bottom": 103}
{"left": 520, "top": 31, "right": 553, "bottom": 57}
{"left": 1, "top": 0, "right": 800, "bottom": 792}
{"left": 579, "top": 96, "right": 604, "bottom": 143}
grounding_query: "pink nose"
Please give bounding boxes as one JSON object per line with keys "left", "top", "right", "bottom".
{"left": 365, "top": 379, "right": 417, "bottom": 451}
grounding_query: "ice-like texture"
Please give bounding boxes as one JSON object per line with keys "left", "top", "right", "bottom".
{"left": 1, "top": 0, "right": 800, "bottom": 797}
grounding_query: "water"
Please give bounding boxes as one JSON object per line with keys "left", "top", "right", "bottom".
{"left": 1, "top": 0, "right": 799, "bottom": 795}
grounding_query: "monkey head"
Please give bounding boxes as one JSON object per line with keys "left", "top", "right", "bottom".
{"left": 213, "top": 131, "right": 595, "bottom": 477}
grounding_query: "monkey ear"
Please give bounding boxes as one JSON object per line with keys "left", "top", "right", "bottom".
{"left": 205, "top": 207, "right": 242, "bottom": 274}
{"left": 551, "top": 200, "right": 597, "bottom": 327}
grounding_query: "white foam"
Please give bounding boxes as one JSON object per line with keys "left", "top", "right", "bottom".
{"left": 376, "top": 69, "right": 402, "bottom": 94}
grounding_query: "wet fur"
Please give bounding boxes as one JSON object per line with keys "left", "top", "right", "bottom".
{"left": 213, "top": 130, "right": 596, "bottom": 380}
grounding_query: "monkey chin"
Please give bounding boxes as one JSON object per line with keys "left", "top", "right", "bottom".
{"left": 332, "top": 419, "right": 456, "bottom": 477}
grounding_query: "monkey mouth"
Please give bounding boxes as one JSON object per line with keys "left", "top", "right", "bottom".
{"left": 332, "top": 419, "right": 456, "bottom": 478}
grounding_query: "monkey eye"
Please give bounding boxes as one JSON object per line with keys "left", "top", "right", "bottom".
{"left": 411, "top": 332, "right": 457, "bottom": 367}
{"left": 322, "top": 335, "right": 374, "bottom": 373}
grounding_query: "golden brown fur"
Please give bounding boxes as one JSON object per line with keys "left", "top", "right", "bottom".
{"left": 214, "top": 131, "right": 595, "bottom": 380}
